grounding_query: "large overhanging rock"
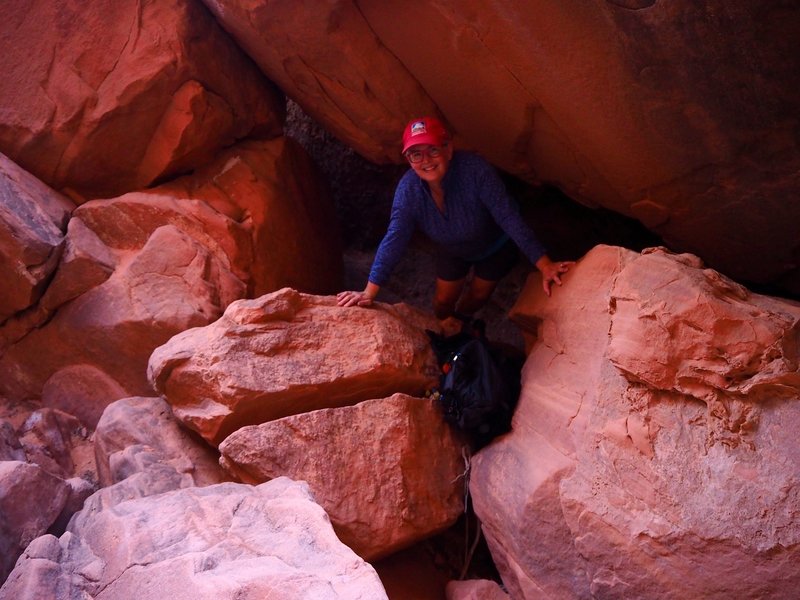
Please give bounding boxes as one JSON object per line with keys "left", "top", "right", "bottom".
{"left": 219, "top": 393, "right": 465, "bottom": 561}
{"left": 1, "top": 478, "right": 389, "bottom": 599}
{"left": 470, "top": 245, "right": 800, "bottom": 599}
{"left": 0, "top": 0, "right": 283, "bottom": 200}
{"left": 149, "top": 288, "right": 439, "bottom": 445}
{"left": 199, "top": 0, "right": 439, "bottom": 163}
{"left": 202, "top": 1, "right": 797, "bottom": 294}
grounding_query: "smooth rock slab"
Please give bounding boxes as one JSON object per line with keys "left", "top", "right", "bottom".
{"left": 220, "top": 393, "right": 465, "bottom": 560}
{"left": 471, "top": 245, "right": 800, "bottom": 599}
{"left": 0, "top": 478, "right": 388, "bottom": 600}
{"left": 149, "top": 287, "right": 439, "bottom": 445}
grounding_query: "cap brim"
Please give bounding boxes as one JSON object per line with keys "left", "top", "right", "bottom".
{"left": 402, "top": 133, "right": 444, "bottom": 153}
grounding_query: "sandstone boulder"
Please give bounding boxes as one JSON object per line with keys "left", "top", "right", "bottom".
{"left": 0, "top": 478, "right": 388, "bottom": 599}
{"left": 156, "top": 137, "right": 344, "bottom": 296}
{"left": 200, "top": 0, "right": 438, "bottom": 164}
{"left": 0, "top": 224, "right": 246, "bottom": 421}
{"left": 470, "top": 245, "right": 800, "bottom": 599}
{"left": 0, "top": 0, "right": 283, "bottom": 200}
{"left": 220, "top": 393, "right": 465, "bottom": 560}
{"left": 94, "top": 396, "right": 227, "bottom": 489}
{"left": 16, "top": 408, "right": 88, "bottom": 480}
{"left": 0, "top": 155, "right": 74, "bottom": 323}
{"left": 0, "top": 461, "right": 70, "bottom": 583}
{"left": 149, "top": 288, "right": 440, "bottom": 444}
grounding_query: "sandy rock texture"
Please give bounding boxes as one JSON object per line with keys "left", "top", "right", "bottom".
{"left": 149, "top": 287, "right": 440, "bottom": 445}
{"left": 0, "top": 155, "right": 74, "bottom": 322}
{"left": 0, "top": 0, "right": 283, "bottom": 200}
{"left": 0, "top": 461, "right": 69, "bottom": 583}
{"left": 93, "top": 396, "right": 227, "bottom": 490}
{"left": 470, "top": 245, "right": 800, "bottom": 599}
{"left": 0, "top": 478, "right": 388, "bottom": 600}
{"left": 0, "top": 138, "right": 341, "bottom": 422}
{"left": 199, "top": 0, "right": 439, "bottom": 163}
{"left": 220, "top": 393, "right": 465, "bottom": 560}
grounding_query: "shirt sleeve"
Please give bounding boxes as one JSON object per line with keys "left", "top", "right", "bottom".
{"left": 475, "top": 159, "right": 547, "bottom": 265}
{"left": 368, "top": 184, "right": 416, "bottom": 286}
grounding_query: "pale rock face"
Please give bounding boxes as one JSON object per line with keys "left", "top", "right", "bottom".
{"left": 219, "top": 393, "right": 465, "bottom": 560}
{"left": 0, "top": 461, "right": 70, "bottom": 583}
{"left": 0, "top": 155, "right": 75, "bottom": 322}
{"left": 149, "top": 288, "right": 440, "bottom": 445}
{"left": 94, "top": 396, "right": 227, "bottom": 489}
{"left": 470, "top": 245, "right": 800, "bottom": 599}
{"left": 200, "top": 0, "right": 439, "bottom": 164}
{"left": 0, "top": 478, "right": 389, "bottom": 600}
{"left": 0, "top": 0, "right": 283, "bottom": 200}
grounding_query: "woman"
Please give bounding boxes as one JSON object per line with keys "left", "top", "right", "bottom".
{"left": 337, "top": 116, "right": 572, "bottom": 324}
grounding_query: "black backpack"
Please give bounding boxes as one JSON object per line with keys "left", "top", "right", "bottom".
{"left": 428, "top": 322, "right": 523, "bottom": 450}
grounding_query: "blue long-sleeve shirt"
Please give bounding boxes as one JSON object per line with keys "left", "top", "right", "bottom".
{"left": 368, "top": 151, "right": 547, "bottom": 286}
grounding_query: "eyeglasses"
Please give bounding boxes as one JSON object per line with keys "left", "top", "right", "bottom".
{"left": 404, "top": 145, "right": 446, "bottom": 164}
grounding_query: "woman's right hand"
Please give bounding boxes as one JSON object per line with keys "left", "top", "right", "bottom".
{"left": 336, "top": 290, "right": 374, "bottom": 308}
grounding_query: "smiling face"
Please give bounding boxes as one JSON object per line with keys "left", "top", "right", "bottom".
{"left": 405, "top": 143, "right": 454, "bottom": 186}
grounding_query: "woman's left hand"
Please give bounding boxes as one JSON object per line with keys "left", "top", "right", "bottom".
{"left": 536, "top": 256, "right": 575, "bottom": 296}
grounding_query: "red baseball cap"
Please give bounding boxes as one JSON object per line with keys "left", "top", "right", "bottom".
{"left": 401, "top": 116, "right": 449, "bottom": 153}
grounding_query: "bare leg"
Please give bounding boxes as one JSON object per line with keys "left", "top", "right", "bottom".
{"left": 433, "top": 277, "right": 466, "bottom": 320}
{"left": 456, "top": 276, "right": 499, "bottom": 316}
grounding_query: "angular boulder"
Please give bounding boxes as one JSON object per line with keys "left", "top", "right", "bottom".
{"left": 0, "top": 461, "right": 70, "bottom": 583}
{"left": 149, "top": 288, "right": 439, "bottom": 444}
{"left": 470, "top": 245, "right": 800, "bottom": 599}
{"left": 0, "top": 155, "right": 74, "bottom": 322}
{"left": 94, "top": 396, "right": 227, "bottom": 489}
{"left": 219, "top": 393, "right": 465, "bottom": 560}
{"left": 0, "top": 478, "right": 388, "bottom": 599}
{"left": 0, "top": 0, "right": 283, "bottom": 199}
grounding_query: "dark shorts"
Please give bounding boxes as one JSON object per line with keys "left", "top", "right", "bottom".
{"left": 436, "top": 239, "right": 519, "bottom": 282}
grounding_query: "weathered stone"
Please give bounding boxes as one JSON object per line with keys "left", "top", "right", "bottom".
{"left": 17, "top": 408, "right": 82, "bottom": 479}
{"left": 156, "top": 137, "right": 344, "bottom": 296}
{"left": 149, "top": 288, "right": 440, "bottom": 444}
{"left": 94, "top": 396, "right": 227, "bottom": 488}
{"left": 0, "top": 155, "right": 74, "bottom": 322}
{"left": 0, "top": 0, "right": 283, "bottom": 199}
{"left": 1, "top": 478, "right": 389, "bottom": 599}
{"left": 220, "top": 393, "right": 465, "bottom": 560}
{"left": 0, "top": 224, "right": 247, "bottom": 414}
{"left": 200, "top": 0, "right": 438, "bottom": 164}
{"left": 470, "top": 245, "right": 800, "bottom": 599}
{"left": 0, "top": 461, "right": 69, "bottom": 583}
{"left": 446, "top": 579, "right": 509, "bottom": 600}
{"left": 0, "top": 420, "right": 24, "bottom": 462}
